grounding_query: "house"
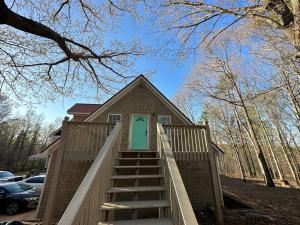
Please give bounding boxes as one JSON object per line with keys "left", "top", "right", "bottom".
{"left": 36, "top": 75, "right": 224, "bottom": 225}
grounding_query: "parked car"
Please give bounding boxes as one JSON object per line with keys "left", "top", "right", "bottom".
{"left": 19, "top": 175, "right": 45, "bottom": 192}
{"left": 0, "top": 182, "right": 40, "bottom": 215}
{"left": 0, "top": 171, "right": 23, "bottom": 183}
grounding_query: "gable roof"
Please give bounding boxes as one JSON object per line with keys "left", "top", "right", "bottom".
{"left": 34, "top": 75, "right": 193, "bottom": 158}
{"left": 67, "top": 103, "right": 102, "bottom": 115}
{"left": 84, "top": 75, "right": 193, "bottom": 124}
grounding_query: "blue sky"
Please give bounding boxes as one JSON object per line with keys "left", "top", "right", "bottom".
{"left": 15, "top": 12, "right": 193, "bottom": 124}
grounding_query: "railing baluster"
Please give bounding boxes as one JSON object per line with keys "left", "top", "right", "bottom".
{"left": 191, "top": 128, "right": 195, "bottom": 161}
{"left": 196, "top": 129, "right": 201, "bottom": 160}
{"left": 185, "top": 128, "right": 188, "bottom": 161}
{"left": 187, "top": 128, "right": 191, "bottom": 160}
{"left": 180, "top": 129, "right": 183, "bottom": 161}
{"left": 176, "top": 128, "right": 179, "bottom": 154}
{"left": 158, "top": 123, "right": 198, "bottom": 225}
{"left": 193, "top": 128, "right": 197, "bottom": 160}
{"left": 172, "top": 128, "right": 175, "bottom": 152}
{"left": 162, "top": 125, "right": 210, "bottom": 162}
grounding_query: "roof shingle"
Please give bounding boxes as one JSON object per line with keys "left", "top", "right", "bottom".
{"left": 67, "top": 103, "right": 102, "bottom": 114}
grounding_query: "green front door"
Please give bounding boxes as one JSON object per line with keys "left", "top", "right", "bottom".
{"left": 131, "top": 115, "right": 148, "bottom": 150}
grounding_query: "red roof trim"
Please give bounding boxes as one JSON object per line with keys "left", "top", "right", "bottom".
{"left": 67, "top": 103, "right": 102, "bottom": 114}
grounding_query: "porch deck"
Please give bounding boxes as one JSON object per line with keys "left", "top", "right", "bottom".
{"left": 38, "top": 120, "right": 223, "bottom": 225}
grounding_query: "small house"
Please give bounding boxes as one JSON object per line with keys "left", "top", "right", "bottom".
{"left": 36, "top": 75, "right": 224, "bottom": 225}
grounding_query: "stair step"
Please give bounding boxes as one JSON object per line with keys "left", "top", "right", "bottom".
{"left": 101, "top": 200, "right": 169, "bottom": 210}
{"left": 114, "top": 165, "right": 162, "bottom": 169}
{"left": 98, "top": 218, "right": 172, "bottom": 225}
{"left": 119, "top": 151, "right": 158, "bottom": 153}
{"left": 111, "top": 174, "right": 163, "bottom": 180}
{"left": 117, "top": 158, "right": 160, "bottom": 160}
{"left": 107, "top": 186, "right": 166, "bottom": 193}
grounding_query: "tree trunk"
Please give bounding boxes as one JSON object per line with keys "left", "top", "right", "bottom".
{"left": 233, "top": 90, "right": 275, "bottom": 187}
{"left": 266, "top": 109, "right": 300, "bottom": 184}
{"left": 282, "top": 121, "right": 300, "bottom": 170}
{"left": 277, "top": 127, "right": 300, "bottom": 184}
{"left": 15, "top": 130, "right": 28, "bottom": 171}
{"left": 234, "top": 107, "right": 257, "bottom": 177}
{"left": 22, "top": 130, "right": 38, "bottom": 170}
{"left": 254, "top": 105, "right": 284, "bottom": 180}
{"left": 283, "top": 72, "right": 300, "bottom": 133}
{"left": 220, "top": 106, "right": 247, "bottom": 180}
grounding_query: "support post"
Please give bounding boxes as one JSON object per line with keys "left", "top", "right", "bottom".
{"left": 42, "top": 117, "right": 69, "bottom": 225}
{"left": 205, "top": 121, "right": 224, "bottom": 225}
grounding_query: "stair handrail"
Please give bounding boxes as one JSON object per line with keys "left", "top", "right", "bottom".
{"left": 157, "top": 123, "right": 199, "bottom": 225}
{"left": 57, "top": 122, "right": 122, "bottom": 225}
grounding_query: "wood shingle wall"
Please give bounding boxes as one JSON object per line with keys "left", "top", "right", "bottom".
{"left": 93, "top": 84, "right": 184, "bottom": 151}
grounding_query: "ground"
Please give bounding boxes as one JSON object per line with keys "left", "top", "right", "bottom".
{"left": 221, "top": 175, "right": 300, "bottom": 225}
{"left": 1, "top": 176, "right": 299, "bottom": 225}
{"left": 0, "top": 209, "right": 36, "bottom": 223}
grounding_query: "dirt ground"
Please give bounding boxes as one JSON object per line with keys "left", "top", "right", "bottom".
{"left": 221, "top": 175, "right": 300, "bottom": 225}
{"left": 0, "top": 209, "right": 36, "bottom": 223}
{"left": 1, "top": 177, "right": 299, "bottom": 225}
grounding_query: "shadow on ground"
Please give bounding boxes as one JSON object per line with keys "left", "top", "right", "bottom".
{"left": 0, "top": 209, "right": 36, "bottom": 223}
{"left": 220, "top": 175, "right": 300, "bottom": 225}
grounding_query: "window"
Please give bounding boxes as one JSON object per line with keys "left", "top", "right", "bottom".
{"left": 107, "top": 114, "right": 122, "bottom": 124}
{"left": 158, "top": 115, "right": 171, "bottom": 125}
{"left": 25, "top": 177, "right": 44, "bottom": 183}
{"left": 158, "top": 115, "right": 172, "bottom": 140}
{"left": 0, "top": 171, "right": 14, "bottom": 178}
{"left": 2, "top": 183, "right": 32, "bottom": 193}
{"left": 0, "top": 188, "right": 6, "bottom": 195}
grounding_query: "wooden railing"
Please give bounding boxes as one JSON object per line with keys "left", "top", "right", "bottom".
{"left": 62, "top": 122, "right": 115, "bottom": 161}
{"left": 163, "top": 124, "right": 209, "bottom": 161}
{"left": 157, "top": 123, "right": 198, "bottom": 225}
{"left": 57, "top": 122, "right": 122, "bottom": 225}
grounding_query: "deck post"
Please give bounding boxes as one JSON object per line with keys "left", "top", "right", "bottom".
{"left": 42, "top": 117, "right": 69, "bottom": 225}
{"left": 205, "top": 121, "right": 224, "bottom": 225}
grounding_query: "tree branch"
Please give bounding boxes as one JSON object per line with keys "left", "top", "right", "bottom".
{"left": 0, "top": 0, "right": 75, "bottom": 59}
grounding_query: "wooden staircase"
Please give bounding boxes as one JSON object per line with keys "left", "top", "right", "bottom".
{"left": 57, "top": 123, "right": 202, "bottom": 225}
{"left": 98, "top": 151, "right": 173, "bottom": 225}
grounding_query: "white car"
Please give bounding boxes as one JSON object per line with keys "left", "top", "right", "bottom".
{"left": 0, "top": 171, "right": 23, "bottom": 183}
{"left": 19, "top": 175, "right": 45, "bottom": 192}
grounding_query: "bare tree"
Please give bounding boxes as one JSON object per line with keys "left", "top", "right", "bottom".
{"left": 185, "top": 42, "right": 276, "bottom": 186}
{"left": 172, "top": 88, "right": 198, "bottom": 122}
{"left": 0, "top": 0, "right": 144, "bottom": 101}
{"left": 149, "top": 0, "right": 300, "bottom": 57}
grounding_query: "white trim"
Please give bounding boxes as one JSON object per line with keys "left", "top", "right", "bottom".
{"left": 129, "top": 114, "right": 150, "bottom": 150}
{"left": 84, "top": 79, "right": 141, "bottom": 122}
{"left": 158, "top": 115, "right": 172, "bottom": 125}
{"left": 107, "top": 113, "right": 122, "bottom": 123}
{"left": 70, "top": 112, "right": 91, "bottom": 115}
{"left": 84, "top": 76, "right": 192, "bottom": 125}
{"left": 39, "top": 140, "right": 60, "bottom": 155}
{"left": 143, "top": 81, "right": 191, "bottom": 124}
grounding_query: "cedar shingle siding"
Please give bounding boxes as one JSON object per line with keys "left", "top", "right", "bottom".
{"left": 93, "top": 84, "right": 184, "bottom": 151}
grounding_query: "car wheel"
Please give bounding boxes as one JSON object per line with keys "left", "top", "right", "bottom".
{"left": 6, "top": 202, "right": 19, "bottom": 215}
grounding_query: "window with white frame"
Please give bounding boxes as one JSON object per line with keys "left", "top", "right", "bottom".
{"left": 158, "top": 115, "right": 171, "bottom": 125}
{"left": 107, "top": 114, "right": 122, "bottom": 124}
